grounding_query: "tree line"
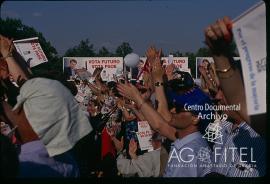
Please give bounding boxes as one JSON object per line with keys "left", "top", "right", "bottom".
{"left": 0, "top": 18, "right": 238, "bottom": 78}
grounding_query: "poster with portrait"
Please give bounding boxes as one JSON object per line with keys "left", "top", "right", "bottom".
{"left": 85, "top": 57, "right": 123, "bottom": 81}
{"left": 62, "top": 57, "right": 88, "bottom": 80}
{"left": 195, "top": 57, "right": 215, "bottom": 79}
{"left": 136, "top": 57, "right": 189, "bottom": 80}
{"left": 63, "top": 57, "right": 123, "bottom": 81}
{"left": 13, "top": 37, "right": 48, "bottom": 68}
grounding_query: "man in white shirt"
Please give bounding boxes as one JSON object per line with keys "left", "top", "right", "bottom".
{"left": 117, "top": 132, "right": 167, "bottom": 177}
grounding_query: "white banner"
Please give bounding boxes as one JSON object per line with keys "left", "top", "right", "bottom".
{"left": 162, "top": 57, "right": 189, "bottom": 70}
{"left": 136, "top": 121, "right": 153, "bottom": 151}
{"left": 139, "top": 57, "right": 188, "bottom": 70}
{"left": 86, "top": 57, "right": 123, "bottom": 81}
{"left": 137, "top": 57, "right": 189, "bottom": 80}
{"left": 232, "top": 1, "right": 266, "bottom": 115}
{"left": 13, "top": 37, "right": 48, "bottom": 68}
{"left": 63, "top": 57, "right": 123, "bottom": 81}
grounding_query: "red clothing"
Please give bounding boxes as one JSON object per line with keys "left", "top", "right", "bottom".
{"left": 101, "top": 128, "right": 116, "bottom": 159}
{"left": 11, "top": 134, "right": 18, "bottom": 144}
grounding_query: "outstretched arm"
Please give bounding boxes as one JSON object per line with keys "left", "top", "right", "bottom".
{"left": 117, "top": 82, "right": 176, "bottom": 141}
{"left": 146, "top": 46, "right": 172, "bottom": 121}
{"left": 1, "top": 101, "right": 39, "bottom": 143}
{"left": 204, "top": 17, "right": 249, "bottom": 123}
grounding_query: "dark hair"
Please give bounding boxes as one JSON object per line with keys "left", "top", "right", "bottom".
{"left": 0, "top": 134, "right": 19, "bottom": 178}
{"left": 0, "top": 79, "right": 20, "bottom": 106}
{"left": 70, "top": 59, "right": 77, "bottom": 64}
{"left": 63, "top": 81, "right": 78, "bottom": 96}
{"left": 168, "top": 71, "right": 194, "bottom": 92}
{"left": 107, "top": 81, "right": 117, "bottom": 89}
{"left": 151, "top": 132, "right": 162, "bottom": 142}
{"left": 138, "top": 87, "right": 148, "bottom": 94}
{"left": 202, "top": 59, "right": 210, "bottom": 64}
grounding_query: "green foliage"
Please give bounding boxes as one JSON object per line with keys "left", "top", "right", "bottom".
{"left": 196, "top": 47, "right": 211, "bottom": 57}
{"left": 115, "top": 42, "right": 133, "bottom": 57}
{"left": 2, "top": 18, "right": 233, "bottom": 79}
{"left": 0, "top": 18, "right": 58, "bottom": 62}
{"left": 169, "top": 47, "right": 211, "bottom": 78}
{"left": 97, "top": 46, "right": 113, "bottom": 57}
{"left": 64, "top": 39, "right": 95, "bottom": 57}
{"left": 171, "top": 51, "right": 183, "bottom": 57}
{"left": 0, "top": 18, "right": 62, "bottom": 75}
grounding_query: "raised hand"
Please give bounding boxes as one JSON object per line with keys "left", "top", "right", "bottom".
{"left": 204, "top": 16, "right": 233, "bottom": 56}
{"left": 146, "top": 46, "right": 162, "bottom": 67}
{"left": 142, "top": 72, "right": 152, "bottom": 87}
{"left": 146, "top": 46, "right": 157, "bottom": 59}
{"left": 113, "top": 136, "right": 124, "bottom": 153}
{"left": 165, "top": 63, "right": 175, "bottom": 80}
{"left": 93, "top": 67, "right": 103, "bottom": 78}
{"left": 116, "top": 97, "right": 124, "bottom": 107}
{"left": 124, "top": 102, "right": 136, "bottom": 110}
{"left": 151, "top": 56, "right": 164, "bottom": 81}
{"left": 117, "top": 81, "right": 141, "bottom": 103}
{"left": 128, "top": 139, "right": 138, "bottom": 159}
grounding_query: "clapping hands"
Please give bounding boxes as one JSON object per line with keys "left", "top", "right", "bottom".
{"left": 117, "top": 81, "right": 141, "bottom": 103}
{"left": 129, "top": 139, "right": 138, "bottom": 159}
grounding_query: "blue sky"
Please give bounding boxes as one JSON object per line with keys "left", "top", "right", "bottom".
{"left": 1, "top": 0, "right": 261, "bottom": 56}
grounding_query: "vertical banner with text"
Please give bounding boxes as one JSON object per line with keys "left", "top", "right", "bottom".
{"left": 136, "top": 121, "right": 153, "bottom": 151}
{"left": 232, "top": 1, "right": 266, "bottom": 115}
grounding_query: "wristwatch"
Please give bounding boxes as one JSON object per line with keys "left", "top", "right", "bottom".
{"left": 154, "top": 82, "right": 164, "bottom": 87}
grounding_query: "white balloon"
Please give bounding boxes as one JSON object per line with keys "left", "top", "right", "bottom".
{"left": 124, "top": 53, "right": 140, "bottom": 68}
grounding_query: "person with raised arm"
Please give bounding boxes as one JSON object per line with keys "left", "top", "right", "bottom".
{"left": 117, "top": 51, "right": 214, "bottom": 177}
{"left": 0, "top": 35, "right": 92, "bottom": 177}
{"left": 203, "top": 16, "right": 266, "bottom": 177}
{"left": 204, "top": 17, "right": 249, "bottom": 124}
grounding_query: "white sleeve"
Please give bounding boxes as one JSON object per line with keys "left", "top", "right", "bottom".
{"left": 117, "top": 151, "right": 159, "bottom": 177}
{"left": 116, "top": 153, "right": 138, "bottom": 175}
{"left": 131, "top": 151, "right": 160, "bottom": 177}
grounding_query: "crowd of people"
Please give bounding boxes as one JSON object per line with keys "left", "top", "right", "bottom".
{"left": 0, "top": 16, "right": 266, "bottom": 178}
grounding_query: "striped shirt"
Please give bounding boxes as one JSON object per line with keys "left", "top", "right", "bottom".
{"left": 163, "top": 132, "right": 212, "bottom": 177}
{"left": 211, "top": 121, "right": 266, "bottom": 177}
